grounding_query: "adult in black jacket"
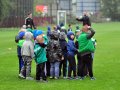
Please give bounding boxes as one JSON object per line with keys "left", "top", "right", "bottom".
{"left": 76, "top": 12, "right": 91, "bottom": 26}
{"left": 25, "top": 13, "right": 36, "bottom": 29}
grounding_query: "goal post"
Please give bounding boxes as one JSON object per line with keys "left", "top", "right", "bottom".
{"left": 57, "top": 10, "right": 66, "bottom": 26}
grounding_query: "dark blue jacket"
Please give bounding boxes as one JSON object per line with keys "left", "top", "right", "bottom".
{"left": 59, "top": 39, "right": 67, "bottom": 54}
{"left": 47, "top": 26, "right": 51, "bottom": 37}
{"left": 67, "top": 31, "right": 77, "bottom": 56}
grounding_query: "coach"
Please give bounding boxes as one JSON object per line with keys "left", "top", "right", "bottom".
{"left": 25, "top": 12, "right": 36, "bottom": 29}
{"left": 76, "top": 12, "right": 91, "bottom": 26}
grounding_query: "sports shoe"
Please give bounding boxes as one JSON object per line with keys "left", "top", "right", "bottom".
{"left": 63, "top": 76, "right": 67, "bottom": 79}
{"left": 67, "top": 77, "right": 73, "bottom": 80}
{"left": 19, "top": 73, "right": 25, "bottom": 79}
{"left": 49, "top": 76, "right": 54, "bottom": 79}
{"left": 26, "top": 77, "right": 34, "bottom": 80}
{"left": 54, "top": 77, "right": 59, "bottom": 80}
{"left": 79, "top": 77, "right": 84, "bottom": 80}
{"left": 73, "top": 77, "right": 79, "bottom": 80}
{"left": 90, "top": 77, "right": 96, "bottom": 80}
{"left": 42, "top": 80, "right": 48, "bottom": 83}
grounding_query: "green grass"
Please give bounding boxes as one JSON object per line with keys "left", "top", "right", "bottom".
{"left": 0, "top": 22, "right": 120, "bottom": 90}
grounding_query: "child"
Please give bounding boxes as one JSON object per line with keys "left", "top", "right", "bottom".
{"left": 47, "top": 30, "right": 63, "bottom": 79}
{"left": 78, "top": 25, "right": 95, "bottom": 80}
{"left": 15, "top": 31, "right": 25, "bottom": 75}
{"left": 68, "top": 24, "right": 72, "bottom": 32}
{"left": 67, "top": 31, "right": 78, "bottom": 79}
{"left": 19, "top": 32, "right": 34, "bottom": 80}
{"left": 59, "top": 30, "right": 68, "bottom": 78}
{"left": 75, "top": 25, "right": 81, "bottom": 40}
{"left": 34, "top": 30, "right": 48, "bottom": 82}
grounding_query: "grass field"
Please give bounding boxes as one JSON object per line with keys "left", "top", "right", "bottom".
{"left": 0, "top": 22, "right": 120, "bottom": 90}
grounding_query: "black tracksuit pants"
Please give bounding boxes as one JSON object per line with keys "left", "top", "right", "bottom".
{"left": 59, "top": 53, "right": 67, "bottom": 77}
{"left": 36, "top": 62, "right": 46, "bottom": 80}
{"left": 67, "top": 54, "right": 76, "bottom": 77}
{"left": 80, "top": 53, "right": 93, "bottom": 77}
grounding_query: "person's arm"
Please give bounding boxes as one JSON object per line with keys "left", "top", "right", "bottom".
{"left": 76, "top": 17, "right": 83, "bottom": 22}
{"left": 68, "top": 41, "right": 78, "bottom": 52}
{"left": 87, "top": 28, "right": 95, "bottom": 39}
{"left": 29, "top": 42, "right": 34, "bottom": 58}
{"left": 25, "top": 18, "right": 27, "bottom": 25}
{"left": 32, "top": 19, "right": 36, "bottom": 29}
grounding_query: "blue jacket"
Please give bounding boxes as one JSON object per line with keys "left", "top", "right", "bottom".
{"left": 47, "top": 26, "right": 51, "bottom": 37}
{"left": 67, "top": 31, "right": 77, "bottom": 56}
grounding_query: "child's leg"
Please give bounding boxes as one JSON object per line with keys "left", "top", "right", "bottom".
{"left": 18, "top": 55, "right": 24, "bottom": 73}
{"left": 77, "top": 53, "right": 81, "bottom": 76}
{"left": 86, "top": 54, "right": 93, "bottom": 77}
{"left": 63, "top": 53, "right": 67, "bottom": 77}
{"left": 59, "top": 60, "right": 63, "bottom": 77}
{"left": 50, "top": 62, "right": 55, "bottom": 77}
{"left": 20, "top": 56, "right": 27, "bottom": 76}
{"left": 54, "top": 61, "right": 60, "bottom": 78}
{"left": 72, "top": 56, "right": 76, "bottom": 77}
{"left": 67, "top": 55, "right": 72, "bottom": 78}
{"left": 80, "top": 55, "right": 86, "bottom": 78}
{"left": 26, "top": 57, "right": 32, "bottom": 77}
{"left": 40, "top": 62, "right": 47, "bottom": 81}
{"left": 36, "top": 64, "right": 41, "bottom": 80}
{"left": 17, "top": 46, "right": 24, "bottom": 74}
{"left": 46, "top": 61, "right": 50, "bottom": 77}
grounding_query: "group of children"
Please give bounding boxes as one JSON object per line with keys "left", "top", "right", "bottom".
{"left": 15, "top": 23, "right": 96, "bottom": 82}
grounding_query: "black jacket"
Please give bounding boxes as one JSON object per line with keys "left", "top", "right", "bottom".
{"left": 25, "top": 17, "right": 35, "bottom": 29}
{"left": 76, "top": 15, "right": 91, "bottom": 26}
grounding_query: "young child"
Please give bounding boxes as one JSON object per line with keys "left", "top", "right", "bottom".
{"left": 75, "top": 25, "right": 81, "bottom": 40}
{"left": 67, "top": 31, "right": 78, "bottom": 79}
{"left": 19, "top": 32, "right": 34, "bottom": 80}
{"left": 68, "top": 24, "right": 72, "bottom": 32}
{"left": 59, "top": 30, "right": 68, "bottom": 78}
{"left": 34, "top": 30, "right": 48, "bottom": 82}
{"left": 47, "top": 30, "right": 63, "bottom": 79}
{"left": 16, "top": 31, "right": 25, "bottom": 75}
{"left": 78, "top": 25, "right": 96, "bottom": 80}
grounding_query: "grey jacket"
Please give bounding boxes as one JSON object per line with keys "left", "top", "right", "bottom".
{"left": 21, "top": 32, "right": 34, "bottom": 58}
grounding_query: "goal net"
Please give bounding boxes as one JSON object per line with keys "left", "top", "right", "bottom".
{"left": 57, "top": 10, "right": 66, "bottom": 26}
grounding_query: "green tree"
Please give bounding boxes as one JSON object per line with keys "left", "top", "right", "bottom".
{"left": 100, "top": 0, "right": 120, "bottom": 21}
{"left": 0, "top": 0, "right": 13, "bottom": 21}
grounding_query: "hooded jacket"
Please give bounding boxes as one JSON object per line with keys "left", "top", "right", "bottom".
{"left": 47, "top": 31, "right": 63, "bottom": 62}
{"left": 67, "top": 31, "right": 77, "bottom": 56}
{"left": 34, "top": 35, "right": 48, "bottom": 64}
{"left": 21, "top": 32, "right": 34, "bottom": 59}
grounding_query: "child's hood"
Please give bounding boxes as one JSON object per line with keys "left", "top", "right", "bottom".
{"left": 25, "top": 32, "right": 33, "bottom": 40}
{"left": 67, "top": 31, "right": 74, "bottom": 40}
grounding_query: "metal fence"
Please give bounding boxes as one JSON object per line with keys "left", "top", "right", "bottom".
{"left": 0, "top": 0, "right": 33, "bottom": 27}
{"left": 0, "top": 0, "right": 101, "bottom": 27}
